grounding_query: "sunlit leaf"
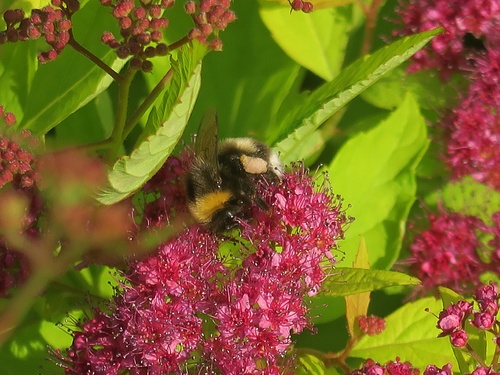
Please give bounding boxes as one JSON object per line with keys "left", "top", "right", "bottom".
{"left": 322, "top": 268, "right": 420, "bottom": 297}
{"left": 330, "top": 93, "right": 429, "bottom": 269}
{"left": 97, "top": 43, "right": 205, "bottom": 204}
{"left": 350, "top": 296, "right": 458, "bottom": 369}
{"left": 19, "top": 1, "right": 126, "bottom": 135}
{"left": 260, "top": 2, "right": 362, "bottom": 81}
{"left": 273, "top": 29, "right": 440, "bottom": 163}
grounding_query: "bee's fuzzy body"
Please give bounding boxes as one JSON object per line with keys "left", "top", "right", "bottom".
{"left": 186, "top": 112, "right": 283, "bottom": 232}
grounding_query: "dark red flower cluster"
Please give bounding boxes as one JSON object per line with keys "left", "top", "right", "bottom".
{"left": 100, "top": 0, "right": 173, "bottom": 72}
{"left": 140, "top": 151, "right": 192, "bottom": 228}
{"left": 55, "top": 157, "right": 349, "bottom": 374}
{"left": 0, "top": 245, "right": 30, "bottom": 298}
{"left": 436, "top": 300, "right": 473, "bottom": 347}
{"left": 0, "top": 0, "right": 78, "bottom": 63}
{"left": 347, "top": 357, "right": 420, "bottom": 375}
{"left": 468, "top": 367, "right": 500, "bottom": 375}
{"left": 445, "top": 50, "right": 500, "bottom": 190}
{"left": 0, "top": 106, "right": 41, "bottom": 297}
{"left": 424, "top": 363, "right": 453, "bottom": 375}
{"left": 0, "top": 106, "right": 38, "bottom": 190}
{"left": 288, "top": 0, "right": 313, "bottom": 13}
{"left": 358, "top": 315, "right": 386, "bottom": 336}
{"left": 347, "top": 359, "right": 458, "bottom": 375}
{"left": 185, "top": 0, "right": 236, "bottom": 51}
{"left": 395, "top": 0, "right": 500, "bottom": 79}
{"left": 0, "top": 184, "right": 41, "bottom": 298}
{"left": 408, "top": 208, "right": 500, "bottom": 294}
{"left": 436, "top": 282, "right": 499, "bottom": 351}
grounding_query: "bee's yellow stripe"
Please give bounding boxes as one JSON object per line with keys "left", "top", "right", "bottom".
{"left": 189, "top": 191, "right": 232, "bottom": 224}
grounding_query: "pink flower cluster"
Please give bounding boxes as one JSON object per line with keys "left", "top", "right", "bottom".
{"left": 56, "top": 158, "right": 349, "bottom": 374}
{"left": 424, "top": 364, "right": 453, "bottom": 375}
{"left": 185, "top": 0, "right": 237, "bottom": 51}
{"left": 140, "top": 152, "right": 192, "bottom": 228}
{"left": 348, "top": 353, "right": 499, "bottom": 375}
{"left": 357, "top": 315, "right": 386, "bottom": 336}
{"left": 395, "top": 2, "right": 500, "bottom": 188}
{"left": 445, "top": 50, "right": 500, "bottom": 190}
{"left": 408, "top": 210, "right": 500, "bottom": 294}
{"left": 347, "top": 357, "right": 420, "bottom": 375}
{"left": 469, "top": 368, "right": 500, "bottom": 375}
{"left": 395, "top": 0, "right": 500, "bottom": 79}
{"left": 436, "top": 282, "right": 499, "bottom": 371}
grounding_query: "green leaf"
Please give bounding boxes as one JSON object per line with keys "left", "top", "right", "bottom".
{"left": 272, "top": 28, "right": 440, "bottom": 163}
{"left": 0, "top": 318, "right": 66, "bottom": 375}
{"left": 18, "top": 1, "right": 126, "bottom": 136}
{"left": 96, "top": 43, "right": 204, "bottom": 204}
{"left": 46, "top": 90, "right": 114, "bottom": 148}
{"left": 0, "top": 266, "right": 116, "bottom": 374}
{"left": 185, "top": 0, "right": 302, "bottom": 144}
{"left": 295, "top": 352, "right": 338, "bottom": 375}
{"left": 426, "top": 177, "right": 500, "bottom": 224}
{"left": 361, "top": 66, "right": 461, "bottom": 111}
{"left": 344, "top": 238, "right": 372, "bottom": 337}
{"left": 321, "top": 268, "right": 420, "bottom": 297}
{"left": 259, "top": 3, "right": 362, "bottom": 81}
{"left": 0, "top": 42, "right": 37, "bottom": 122}
{"left": 329, "top": 93, "right": 429, "bottom": 269}
{"left": 350, "top": 296, "right": 458, "bottom": 370}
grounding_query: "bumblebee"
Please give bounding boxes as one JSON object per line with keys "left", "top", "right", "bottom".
{"left": 186, "top": 109, "right": 284, "bottom": 232}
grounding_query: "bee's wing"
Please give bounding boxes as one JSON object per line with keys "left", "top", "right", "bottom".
{"left": 195, "top": 108, "right": 219, "bottom": 167}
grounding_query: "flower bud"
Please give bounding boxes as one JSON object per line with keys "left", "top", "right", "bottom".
{"left": 450, "top": 329, "right": 468, "bottom": 347}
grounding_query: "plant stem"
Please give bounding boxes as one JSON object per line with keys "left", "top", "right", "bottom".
{"left": 294, "top": 347, "right": 347, "bottom": 372}
{"left": 167, "top": 36, "right": 191, "bottom": 53}
{"left": 360, "top": 0, "right": 383, "bottom": 55}
{"left": 108, "top": 68, "right": 137, "bottom": 160}
{"left": 0, "top": 233, "right": 85, "bottom": 346}
{"left": 0, "top": 266, "right": 51, "bottom": 346}
{"left": 68, "top": 33, "right": 122, "bottom": 82}
{"left": 123, "top": 68, "right": 174, "bottom": 139}
{"left": 466, "top": 343, "right": 488, "bottom": 368}
{"left": 122, "top": 38, "right": 192, "bottom": 138}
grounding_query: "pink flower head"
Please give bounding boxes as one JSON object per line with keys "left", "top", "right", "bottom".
{"left": 474, "top": 281, "right": 499, "bottom": 316}
{"left": 386, "top": 357, "right": 420, "bottom": 375}
{"left": 450, "top": 329, "right": 468, "bottom": 347}
{"left": 471, "top": 311, "right": 495, "bottom": 330}
{"left": 437, "top": 300, "right": 473, "bottom": 335}
{"left": 468, "top": 367, "right": 500, "bottom": 375}
{"left": 358, "top": 315, "right": 386, "bottom": 336}
{"left": 408, "top": 211, "right": 488, "bottom": 293}
{"left": 395, "top": 0, "right": 500, "bottom": 79}
{"left": 424, "top": 364, "right": 453, "bottom": 375}
{"left": 444, "top": 50, "right": 500, "bottom": 190}
{"left": 58, "top": 158, "right": 350, "bottom": 373}
{"left": 140, "top": 151, "right": 192, "bottom": 228}
{"left": 59, "top": 226, "right": 223, "bottom": 374}
{"left": 347, "top": 358, "right": 419, "bottom": 375}
{"left": 186, "top": 0, "right": 236, "bottom": 48}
